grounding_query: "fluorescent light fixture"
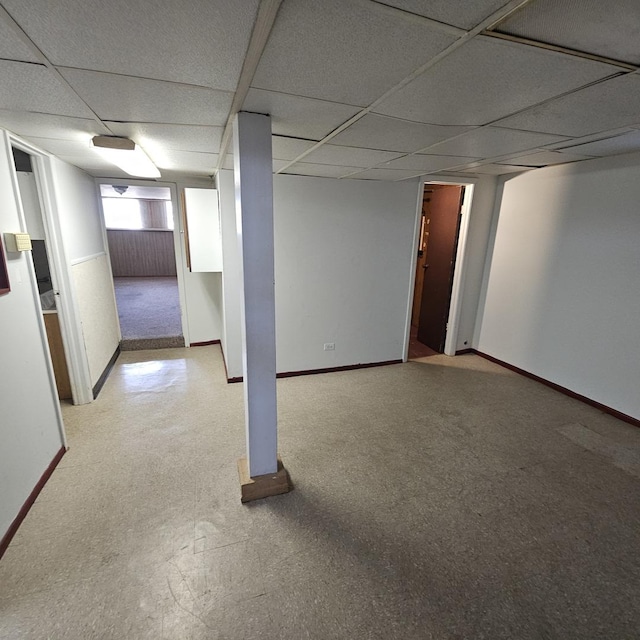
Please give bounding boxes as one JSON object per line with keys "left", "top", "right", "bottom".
{"left": 91, "top": 136, "right": 160, "bottom": 178}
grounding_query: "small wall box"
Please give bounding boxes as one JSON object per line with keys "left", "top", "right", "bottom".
{"left": 4, "top": 233, "right": 32, "bottom": 252}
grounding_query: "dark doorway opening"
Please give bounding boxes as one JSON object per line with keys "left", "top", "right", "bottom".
{"left": 409, "top": 183, "right": 465, "bottom": 359}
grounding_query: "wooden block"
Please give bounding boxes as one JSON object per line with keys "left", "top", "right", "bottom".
{"left": 237, "top": 456, "right": 292, "bottom": 503}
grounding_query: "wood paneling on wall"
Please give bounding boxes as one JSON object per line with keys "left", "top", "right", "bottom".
{"left": 107, "top": 229, "right": 177, "bottom": 276}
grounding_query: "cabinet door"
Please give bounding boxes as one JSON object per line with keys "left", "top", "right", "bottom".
{"left": 183, "top": 188, "right": 222, "bottom": 272}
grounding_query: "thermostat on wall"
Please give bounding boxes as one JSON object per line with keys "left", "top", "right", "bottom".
{"left": 4, "top": 232, "right": 32, "bottom": 252}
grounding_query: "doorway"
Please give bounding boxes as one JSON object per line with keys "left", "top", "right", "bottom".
{"left": 12, "top": 147, "right": 73, "bottom": 401}
{"left": 408, "top": 182, "right": 468, "bottom": 360}
{"left": 100, "top": 184, "right": 185, "bottom": 350}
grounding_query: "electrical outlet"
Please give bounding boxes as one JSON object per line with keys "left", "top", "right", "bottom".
{"left": 323, "top": 342, "right": 335, "bottom": 351}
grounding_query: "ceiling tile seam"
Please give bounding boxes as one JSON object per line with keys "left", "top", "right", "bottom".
{"left": 481, "top": 31, "right": 639, "bottom": 72}
{"left": 274, "top": 0, "right": 537, "bottom": 174}
{"left": 215, "top": 0, "right": 284, "bottom": 174}
{"left": 0, "top": 4, "right": 112, "bottom": 136}
{"left": 365, "top": 0, "right": 464, "bottom": 36}
{"left": 54, "top": 65, "right": 236, "bottom": 95}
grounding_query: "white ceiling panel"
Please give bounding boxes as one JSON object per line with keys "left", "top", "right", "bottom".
{"left": 2, "top": 0, "right": 260, "bottom": 91}
{"left": 551, "top": 130, "right": 640, "bottom": 157}
{"left": 282, "top": 163, "right": 363, "bottom": 178}
{"left": 302, "top": 144, "right": 402, "bottom": 167}
{"left": 495, "top": 0, "right": 640, "bottom": 65}
{"left": 373, "top": 0, "right": 514, "bottom": 29}
{"left": 0, "top": 20, "right": 41, "bottom": 63}
{"left": 0, "top": 60, "right": 93, "bottom": 118}
{"left": 252, "top": 0, "right": 457, "bottom": 107}
{"left": 497, "top": 150, "right": 595, "bottom": 166}
{"left": 242, "top": 89, "right": 361, "bottom": 140}
{"left": 496, "top": 74, "right": 640, "bottom": 137}
{"left": 374, "top": 36, "right": 619, "bottom": 126}
{"left": 331, "top": 115, "right": 472, "bottom": 153}
{"left": 0, "top": 110, "right": 107, "bottom": 138}
{"left": 380, "top": 154, "right": 480, "bottom": 171}
{"left": 23, "top": 136, "right": 95, "bottom": 157}
{"left": 272, "top": 136, "right": 317, "bottom": 160}
{"left": 151, "top": 149, "right": 219, "bottom": 175}
{"left": 53, "top": 154, "right": 130, "bottom": 177}
{"left": 344, "top": 167, "right": 424, "bottom": 180}
{"left": 457, "top": 163, "right": 531, "bottom": 175}
{"left": 60, "top": 68, "right": 233, "bottom": 126}
{"left": 105, "top": 122, "right": 224, "bottom": 154}
{"left": 423, "top": 126, "right": 568, "bottom": 157}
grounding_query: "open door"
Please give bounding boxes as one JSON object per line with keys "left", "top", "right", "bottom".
{"left": 416, "top": 184, "right": 464, "bottom": 353}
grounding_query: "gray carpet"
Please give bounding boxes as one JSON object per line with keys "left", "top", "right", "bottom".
{"left": 1, "top": 348, "right": 639, "bottom": 638}
{"left": 113, "top": 276, "right": 184, "bottom": 350}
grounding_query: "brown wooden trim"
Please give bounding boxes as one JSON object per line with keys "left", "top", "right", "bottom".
{"left": 471, "top": 349, "right": 640, "bottom": 429}
{"left": 0, "top": 446, "right": 66, "bottom": 560}
{"left": 455, "top": 348, "right": 474, "bottom": 355}
{"left": 226, "top": 359, "right": 403, "bottom": 384}
{"left": 93, "top": 346, "right": 120, "bottom": 399}
{"left": 190, "top": 339, "right": 221, "bottom": 347}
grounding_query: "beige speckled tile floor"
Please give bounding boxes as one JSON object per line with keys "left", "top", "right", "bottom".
{"left": 1, "top": 346, "right": 640, "bottom": 639}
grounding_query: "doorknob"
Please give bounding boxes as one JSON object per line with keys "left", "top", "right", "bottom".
{"left": 423, "top": 264, "right": 429, "bottom": 270}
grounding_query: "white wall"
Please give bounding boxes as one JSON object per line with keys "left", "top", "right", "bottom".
{"left": 219, "top": 170, "right": 419, "bottom": 378}
{"left": 0, "top": 132, "right": 64, "bottom": 541}
{"left": 52, "top": 159, "right": 120, "bottom": 387}
{"left": 478, "top": 153, "right": 640, "bottom": 420}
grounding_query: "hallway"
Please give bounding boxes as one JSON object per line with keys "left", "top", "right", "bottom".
{"left": 1, "top": 347, "right": 639, "bottom": 638}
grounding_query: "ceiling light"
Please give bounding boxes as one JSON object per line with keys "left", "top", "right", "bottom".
{"left": 91, "top": 136, "right": 160, "bottom": 178}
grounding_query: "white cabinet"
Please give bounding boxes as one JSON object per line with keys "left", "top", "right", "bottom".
{"left": 182, "top": 188, "right": 222, "bottom": 272}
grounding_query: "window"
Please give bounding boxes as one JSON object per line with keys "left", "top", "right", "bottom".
{"left": 102, "top": 198, "right": 142, "bottom": 229}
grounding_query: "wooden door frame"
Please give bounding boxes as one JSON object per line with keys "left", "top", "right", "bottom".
{"left": 403, "top": 176, "right": 477, "bottom": 360}
{"left": 94, "top": 178, "right": 190, "bottom": 347}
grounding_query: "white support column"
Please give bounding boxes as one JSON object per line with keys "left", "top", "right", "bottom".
{"left": 233, "top": 112, "right": 282, "bottom": 488}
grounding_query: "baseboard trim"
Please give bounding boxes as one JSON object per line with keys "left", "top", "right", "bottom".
{"left": 471, "top": 349, "right": 640, "bottom": 429}
{"left": 0, "top": 445, "right": 66, "bottom": 560}
{"left": 93, "top": 346, "right": 121, "bottom": 399}
{"left": 190, "top": 340, "right": 221, "bottom": 347}
{"left": 455, "top": 348, "right": 474, "bottom": 355}
{"left": 227, "top": 359, "right": 403, "bottom": 384}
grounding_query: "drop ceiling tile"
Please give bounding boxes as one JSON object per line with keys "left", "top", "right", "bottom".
{"left": 60, "top": 68, "right": 233, "bottom": 126}
{"left": 252, "top": 0, "right": 457, "bottom": 106}
{"left": 105, "top": 122, "right": 224, "bottom": 154}
{"left": 271, "top": 136, "right": 317, "bottom": 160}
{"left": 272, "top": 159, "right": 290, "bottom": 172}
{"left": 282, "top": 163, "right": 363, "bottom": 178}
{"left": 331, "top": 115, "right": 472, "bottom": 153}
{"left": 0, "top": 20, "right": 41, "bottom": 62}
{"left": 0, "top": 60, "right": 93, "bottom": 117}
{"left": 458, "top": 163, "right": 531, "bottom": 175}
{"left": 0, "top": 110, "right": 107, "bottom": 138}
{"left": 496, "top": 73, "right": 640, "bottom": 137}
{"left": 423, "top": 126, "right": 568, "bottom": 157}
{"left": 373, "top": 36, "right": 619, "bottom": 126}
{"left": 242, "top": 89, "right": 361, "bottom": 140}
{"left": 54, "top": 154, "right": 130, "bottom": 177}
{"left": 24, "top": 136, "right": 94, "bottom": 157}
{"left": 375, "top": 0, "right": 513, "bottom": 29}
{"left": 151, "top": 149, "right": 219, "bottom": 175}
{"left": 222, "top": 155, "right": 235, "bottom": 170}
{"left": 345, "top": 168, "right": 424, "bottom": 180}
{"left": 379, "top": 153, "right": 479, "bottom": 171}
{"left": 551, "top": 130, "right": 640, "bottom": 157}
{"left": 497, "top": 150, "right": 594, "bottom": 166}
{"left": 496, "top": 0, "right": 640, "bottom": 65}
{"left": 302, "top": 145, "right": 402, "bottom": 167}
{"left": 2, "top": 0, "right": 260, "bottom": 90}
